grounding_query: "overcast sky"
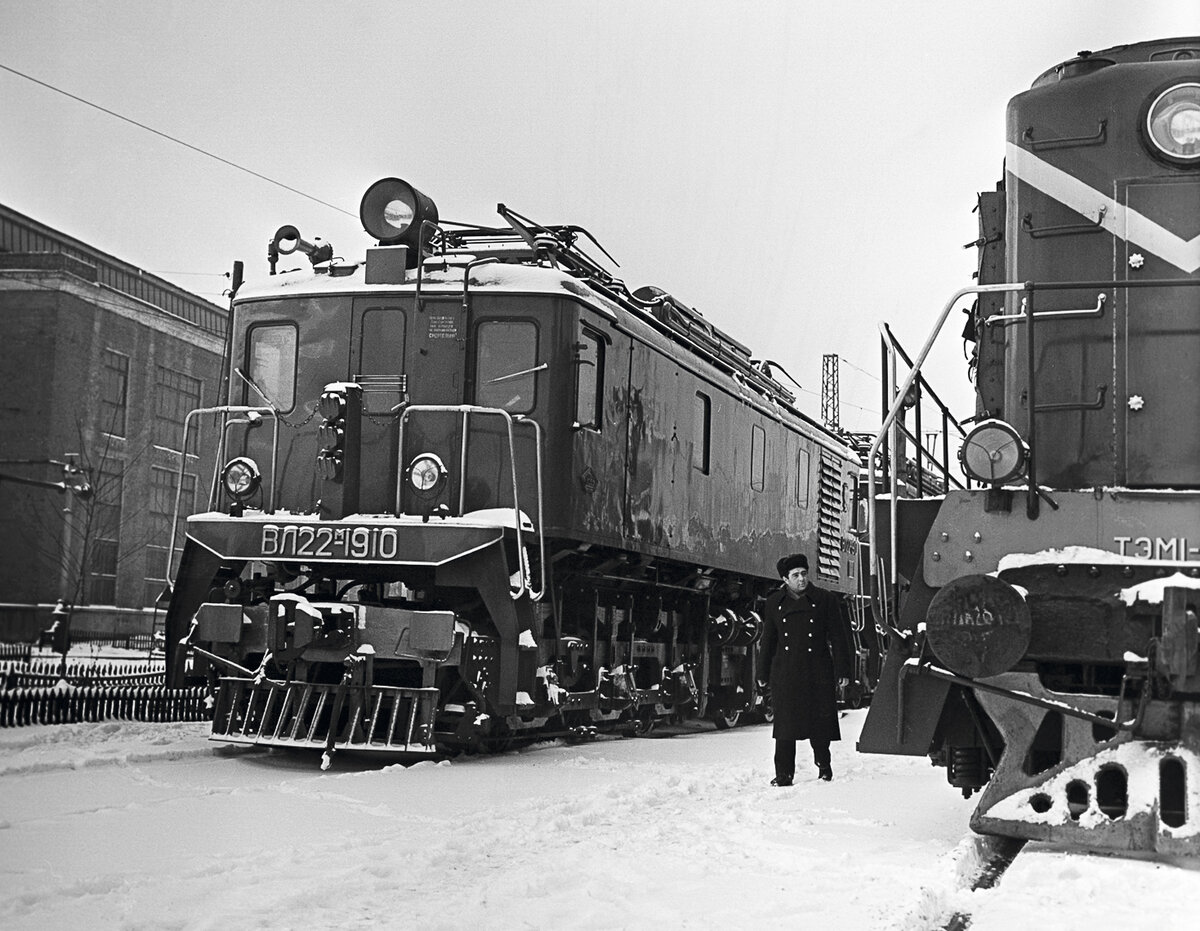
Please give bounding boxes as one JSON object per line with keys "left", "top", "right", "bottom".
{"left": 2, "top": 2, "right": 1197, "bottom": 432}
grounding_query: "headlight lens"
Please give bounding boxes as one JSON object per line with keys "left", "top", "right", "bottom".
{"left": 958, "top": 420, "right": 1028, "bottom": 484}
{"left": 1147, "top": 83, "right": 1200, "bottom": 161}
{"left": 222, "top": 457, "right": 262, "bottom": 500}
{"left": 408, "top": 453, "right": 446, "bottom": 494}
{"left": 359, "top": 178, "right": 439, "bottom": 244}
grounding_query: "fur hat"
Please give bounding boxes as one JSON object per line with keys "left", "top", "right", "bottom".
{"left": 776, "top": 553, "right": 809, "bottom": 577}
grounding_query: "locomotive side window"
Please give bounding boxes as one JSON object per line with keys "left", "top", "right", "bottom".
{"left": 574, "top": 328, "right": 604, "bottom": 430}
{"left": 247, "top": 323, "right": 298, "bottom": 413}
{"left": 751, "top": 424, "right": 766, "bottom": 491}
{"left": 796, "top": 447, "right": 811, "bottom": 507}
{"left": 475, "top": 320, "right": 538, "bottom": 413}
{"left": 694, "top": 392, "right": 711, "bottom": 474}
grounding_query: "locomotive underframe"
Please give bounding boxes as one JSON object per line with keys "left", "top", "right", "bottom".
{"left": 863, "top": 488, "right": 1200, "bottom": 853}
{"left": 172, "top": 511, "right": 775, "bottom": 761}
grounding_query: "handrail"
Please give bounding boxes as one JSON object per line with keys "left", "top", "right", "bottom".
{"left": 168, "top": 405, "right": 278, "bottom": 589}
{"left": 987, "top": 292, "right": 1106, "bottom": 326}
{"left": 396, "top": 403, "right": 546, "bottom": 602}
{"left": 867, "top": 283, "right": 1026, "bottom": 613}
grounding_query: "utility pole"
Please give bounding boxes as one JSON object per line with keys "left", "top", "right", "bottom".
{"left": 821, "top": 354, "right": 840, "bottom": 431}
{"left": 0, "top": 457, "right": 92, "bottom": 671}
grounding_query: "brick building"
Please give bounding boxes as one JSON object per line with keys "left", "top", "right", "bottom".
{"left": 0, "top": 203, "right": 227, "bottom": 641}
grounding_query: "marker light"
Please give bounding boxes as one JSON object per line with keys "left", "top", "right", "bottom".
{"left": 222, "top": 457, "right": 262, "bottom": 500}
{"left": 408, "top": 453, "right": 447, "bottom": 496}
{"left": 958, "top": 419, "right": 1029, "bottom": 485}
{"left": 359, "top": 178, "right": 439, "bottom": 245}
{"left": 1146, "top": 83, "right": 1200, "bottom": 162}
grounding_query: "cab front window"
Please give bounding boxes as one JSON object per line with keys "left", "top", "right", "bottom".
{"left": 247, "top": 323, "right": 298, "bottom": 413}
{"left": 475, "top": 320, "right": 538, "bottom": 413}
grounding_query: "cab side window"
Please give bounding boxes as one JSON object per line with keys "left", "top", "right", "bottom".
{"left": 751, "top": 424, "right": 766, "bottom": 491}
{"left": 574, "top": 328, "right": 604, "bottom": 430}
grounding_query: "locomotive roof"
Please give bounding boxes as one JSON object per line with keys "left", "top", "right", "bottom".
{"left": 1031, "top": 36, "right": 1200, "bottom": 87}
{"left": 234, "top": 256, "right": 858, "bottom": 462}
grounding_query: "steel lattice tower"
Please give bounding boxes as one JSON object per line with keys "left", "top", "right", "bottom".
{"left": 821, "top": 354, "right": 839, "bottom": 431}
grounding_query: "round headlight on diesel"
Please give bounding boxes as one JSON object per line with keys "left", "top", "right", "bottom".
{"left": 958, "top": 419, "right": 1029, "bottom": 485}
{"left": 408, "top": 453, "right": 446, "bottom": 496}
{"left": 1146, "top": 82, "right": 1200, "bottom": 162}
{"left": 221, "top": 457, "right": 262, "bottom": 500}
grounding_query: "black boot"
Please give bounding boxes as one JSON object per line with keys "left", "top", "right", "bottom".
{"left": 770, "top": 775, "right": 793, "bottom": 787}
{"left": 818, "top": 765, "right": 832, "bottom": 782}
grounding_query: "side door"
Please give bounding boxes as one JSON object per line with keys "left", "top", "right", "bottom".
{"left": 398, "top": 296, "right": 470, "bottom": 514}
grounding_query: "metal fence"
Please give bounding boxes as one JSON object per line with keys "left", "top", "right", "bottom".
{"left": 0, "top": 684, "right": 211, "bottom": 727}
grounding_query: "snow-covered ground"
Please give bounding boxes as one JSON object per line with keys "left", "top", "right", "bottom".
{"left": 1, "top": 711, "right": 1198, "bottom": 930}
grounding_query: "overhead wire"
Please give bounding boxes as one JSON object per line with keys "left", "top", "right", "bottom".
{"left": 0, "top": 62, "right": 356, "bottom": 219}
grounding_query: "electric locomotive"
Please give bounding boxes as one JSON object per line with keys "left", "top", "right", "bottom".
{"left": 163, "top": 178, "right": 862, "bottom": 763}
{"left": 859, "top": 37, "right": 1200, "bottom": 854}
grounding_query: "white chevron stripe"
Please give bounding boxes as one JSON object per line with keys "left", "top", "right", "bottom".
{"left": 1006, "top": 141, "right": 1200, "bottom": 273}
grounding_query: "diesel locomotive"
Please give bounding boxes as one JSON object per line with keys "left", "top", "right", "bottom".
{"left": 163, "top": 177, "right": 864, "bottom": 763}
{"left": 858, "top": 37, "right": 1200, "bottom": 854}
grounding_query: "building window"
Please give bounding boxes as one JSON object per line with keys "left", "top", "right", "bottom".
{"left": 154, "top": 367, "right": 203, "bottom": 454}
{"left": 144, "top": 467, "right": 196, "bottom": 606}
{"left": 475, "top": 320, "right": 538, "bottom": 413}
{"left": 694, "top": 392, "right": 711, "bottom": 474}
{"left": 751, "top": 424, "right": 766, "bottom": 492}
{"left": 796, "top": 447, "right": 811, "bottom": 507}
{"left": 87, "top": 459, "right": 123, "bottom": 605}
{"left": 100, "top": 349, "right": 129, "bottom": 438}
{"left": 247, "top": 323, "right": 298, "bottom": 413}
{"left": 574, "top": 328, "right": 604, "bottom": 430}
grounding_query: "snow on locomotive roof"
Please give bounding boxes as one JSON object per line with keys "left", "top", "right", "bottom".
{"left": 234, "top": 255, "right": 856, "bottom": 460}
{"left": 235, "top": 257, "right": 620, "bottom": 309}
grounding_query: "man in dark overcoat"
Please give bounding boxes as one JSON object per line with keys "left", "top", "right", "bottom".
{"left": 758, "top": 553, "right": 850, "bottom": 786}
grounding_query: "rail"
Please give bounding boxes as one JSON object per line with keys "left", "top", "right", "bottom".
{"left": 868, "top": 283, "right": 1027, "bottom": 625}
{"left": 396, "top": 404, "right": 546, "bottom": 602}
{"left": 166, "top": 405, "right": 278, "bottom": 589}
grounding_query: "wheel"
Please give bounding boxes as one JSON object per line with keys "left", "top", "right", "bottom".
{"left": 713, "top": 709, "right": 741, "bottom": 730}
{"left": 632, "top": 711, "right": 657, "bottom": 737}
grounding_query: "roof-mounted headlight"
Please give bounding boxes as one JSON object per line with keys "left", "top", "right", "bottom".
{"left": 222, "top": 457, "right": 262, "bottom": 501}
{"left": 958, "top": 419, "right": 1028, "bottom": 485}
{"left": 407, "top": 453, "right": 447, "bottom": 498}
{"left": 359, "top": 178, "right": 439, "bottom": 267}
{"left": 1146, "top": 82, "right": 1200, "bottom": 163}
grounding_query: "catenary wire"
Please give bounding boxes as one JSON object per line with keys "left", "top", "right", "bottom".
{"left": 0, "top": 62, "right": 356, "bottom": 219}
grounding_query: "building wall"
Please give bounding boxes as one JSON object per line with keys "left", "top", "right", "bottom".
{"left": 0, "top": 205, "right": 227, "bottom": 641}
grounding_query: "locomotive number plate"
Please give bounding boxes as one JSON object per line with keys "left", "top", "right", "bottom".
{"left": 261, "top": 524, "right": 401, "bottom": 560}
